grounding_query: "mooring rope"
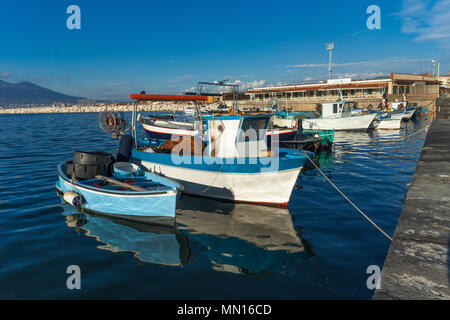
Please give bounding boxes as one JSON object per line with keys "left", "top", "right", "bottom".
{"left": 298, "top": 152, "right": 393, "bottom": 241}
{"left": 403, "top": 125, "right": 429, "bottom": 139}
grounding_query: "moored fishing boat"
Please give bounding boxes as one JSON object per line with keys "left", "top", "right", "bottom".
{"left": 301, "top": 101, "right": 377, "bottom": 131}
{"left": 130, "top": 93, "right": 313, "bottom": 207}
{"left": 138, "top": 114, "right": 298, "bottom": 146}
{"left": 371, "top": 114, "right": 404, "bottom": 130}
{"left": 184, "top": 106, "right": 196, "bottom": 115}
{"left": 56, "top": 151, "right": 182, "bottom": 223}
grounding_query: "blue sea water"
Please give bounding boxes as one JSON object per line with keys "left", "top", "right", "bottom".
{"left": 0, "top": 112, "right": 428, "bottom": 299}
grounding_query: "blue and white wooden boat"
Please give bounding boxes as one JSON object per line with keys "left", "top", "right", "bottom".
{"left": 56, "top": 161, "right": 182, "bottom": 223}
{"left": 130, "top": 104, "right": 312, "bottom": 207}
{"left": 138, "top": 114, "right": 297, "bottom": 146}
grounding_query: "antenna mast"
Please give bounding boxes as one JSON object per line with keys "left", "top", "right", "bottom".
{"left": 432, "top": 58, "right": 437, "bottom": 76}
{"left": 325, "top": 42, "right": 336, "bottom": 80}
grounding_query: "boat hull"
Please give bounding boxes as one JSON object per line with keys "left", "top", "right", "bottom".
{"left": 374, "top": 119, "right": 404, "bottom": 130}
{"left": 131, "top": 149, "right": 309, "bottom": 207}
{"left": 301, "top": 114, "right": 376, "bottom": 131}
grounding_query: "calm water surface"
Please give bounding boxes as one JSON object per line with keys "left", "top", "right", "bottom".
{"left": 0, "top": 113, "right": 428, "bottom": 299}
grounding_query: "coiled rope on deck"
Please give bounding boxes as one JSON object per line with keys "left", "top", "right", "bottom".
{"left": 298, "top": 152, "right": 393, "bottom": 242}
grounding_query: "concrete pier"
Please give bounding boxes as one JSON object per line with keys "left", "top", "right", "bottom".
{"left": 373, "top": 97, "right": 450, "bottom": 300}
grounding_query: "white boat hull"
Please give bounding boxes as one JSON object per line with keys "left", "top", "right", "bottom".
{"left": 374, "top": 119, "right": 404, "bottom": 130}
{"left": 302, "top": 114, "right": 376, "bottom": 131}
{"left": 138, "top": 160, "right": 301, "bottom": 206}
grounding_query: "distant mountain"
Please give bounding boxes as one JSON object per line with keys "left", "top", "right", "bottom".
{"left": 0, "top": 80, "right": 102, "bottom": 105}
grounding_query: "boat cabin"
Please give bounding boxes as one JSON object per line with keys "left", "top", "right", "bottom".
{"left": 391, "top": 101, "right": 407, "bottom": 111}
{"left": 204, "top": 114, "right": 272, "bottom": 158}
{"left": 321, "top": 101, "right": 353, "bottom": 118}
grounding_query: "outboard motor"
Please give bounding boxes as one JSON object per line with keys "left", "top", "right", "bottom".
{"left": 117, "top": 134, "right": 133, "bottom": 162}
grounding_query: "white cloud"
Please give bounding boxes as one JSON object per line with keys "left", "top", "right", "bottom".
{"left": 168, "top": 75, "right": 196, "bottom": 84}
{"left": 398, "top": 0, "right": 450, "bottom": 47}
{"left": 335, "top": 72, "right": 387, "bottom": 79}
{"left": 287, "top": 57, "right": 432, "bottom": 69}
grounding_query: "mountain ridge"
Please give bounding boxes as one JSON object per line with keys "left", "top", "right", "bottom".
{"left": 0, "top": 80, "right": 106, "bottom": 105}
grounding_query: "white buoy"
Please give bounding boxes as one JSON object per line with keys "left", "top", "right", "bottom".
{"left": 63, "top": 191, "right": 81, "bottom": 208}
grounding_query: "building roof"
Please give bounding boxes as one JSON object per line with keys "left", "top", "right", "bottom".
{"left": 247, "top": 79, "right": 390, "bottom": 94}
{"left": 244, "top": 73, "right": 441, "bottom": 94}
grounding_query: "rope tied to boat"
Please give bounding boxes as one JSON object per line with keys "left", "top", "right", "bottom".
{"left": 298, "top": 152, "right": 393, "bottom": 242}
{"left": 404, "top": 124, "right": 429, "bottom": 139}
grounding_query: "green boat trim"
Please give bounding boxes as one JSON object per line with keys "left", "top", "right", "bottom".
{"left": 302, "top": 129, "right": 334, "bottom": 144}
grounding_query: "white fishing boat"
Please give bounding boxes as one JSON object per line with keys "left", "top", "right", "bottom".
{"left": 390, "top": 96, "right": 416, "bottom": 120}
{"left": 129, "top": 93, "right": 313, "bottom": 207}
{"left": 391, "top": 101, "right": 407, "bottom": 111}
{"left": 184, "top": 106, "right": 196, "bottom": 115}
{"left": 301, "top": 101, "right": 376, "bottom": 131}
{"left": 371, "top": 114, "right": 404, "bottom": 130}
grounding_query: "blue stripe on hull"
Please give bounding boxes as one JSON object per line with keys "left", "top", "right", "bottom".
{"left": 132, "top": 148, "right": 310, "bottom": 173}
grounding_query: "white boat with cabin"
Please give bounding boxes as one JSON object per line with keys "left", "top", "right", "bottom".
{"left": 301, "top": 101, "right": 376, "bottom": 131}
{"left": 129, "top": 93, "right": 313, "bottom": 207}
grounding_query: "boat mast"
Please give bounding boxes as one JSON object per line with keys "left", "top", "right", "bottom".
{"left": 197, "top": 78, "right": 239, "bottom": 113}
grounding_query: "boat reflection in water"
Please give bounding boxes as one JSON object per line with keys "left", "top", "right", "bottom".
{"left": 176, "top": 195, "right": 314, "bottom": 275}
{"left": 62, "top": 205, "right": 191, "bottom": 267}
{"left": 61, "top": 196, "right": 314, "bottom": 275}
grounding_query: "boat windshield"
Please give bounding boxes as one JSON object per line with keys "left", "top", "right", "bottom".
{"left": 341, "top": 102, "right": 354, "bottom": 115}
{"left": 237, "top": 117, "right": 269, "bottom": 142}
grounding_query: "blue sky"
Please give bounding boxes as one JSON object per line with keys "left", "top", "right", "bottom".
{"left": 0, "top": 0, "right": 449, "bottom": 101}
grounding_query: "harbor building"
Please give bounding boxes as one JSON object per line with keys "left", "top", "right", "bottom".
{"left": 223, "top": 73, "right": 445, "bottom": 114}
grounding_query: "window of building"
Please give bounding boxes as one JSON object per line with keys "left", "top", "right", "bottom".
{"left": 406, "top": 86, "right": 410, "bottom": 94}
{"left": 393, "top": 86, "right": 397, "bottom": 94}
